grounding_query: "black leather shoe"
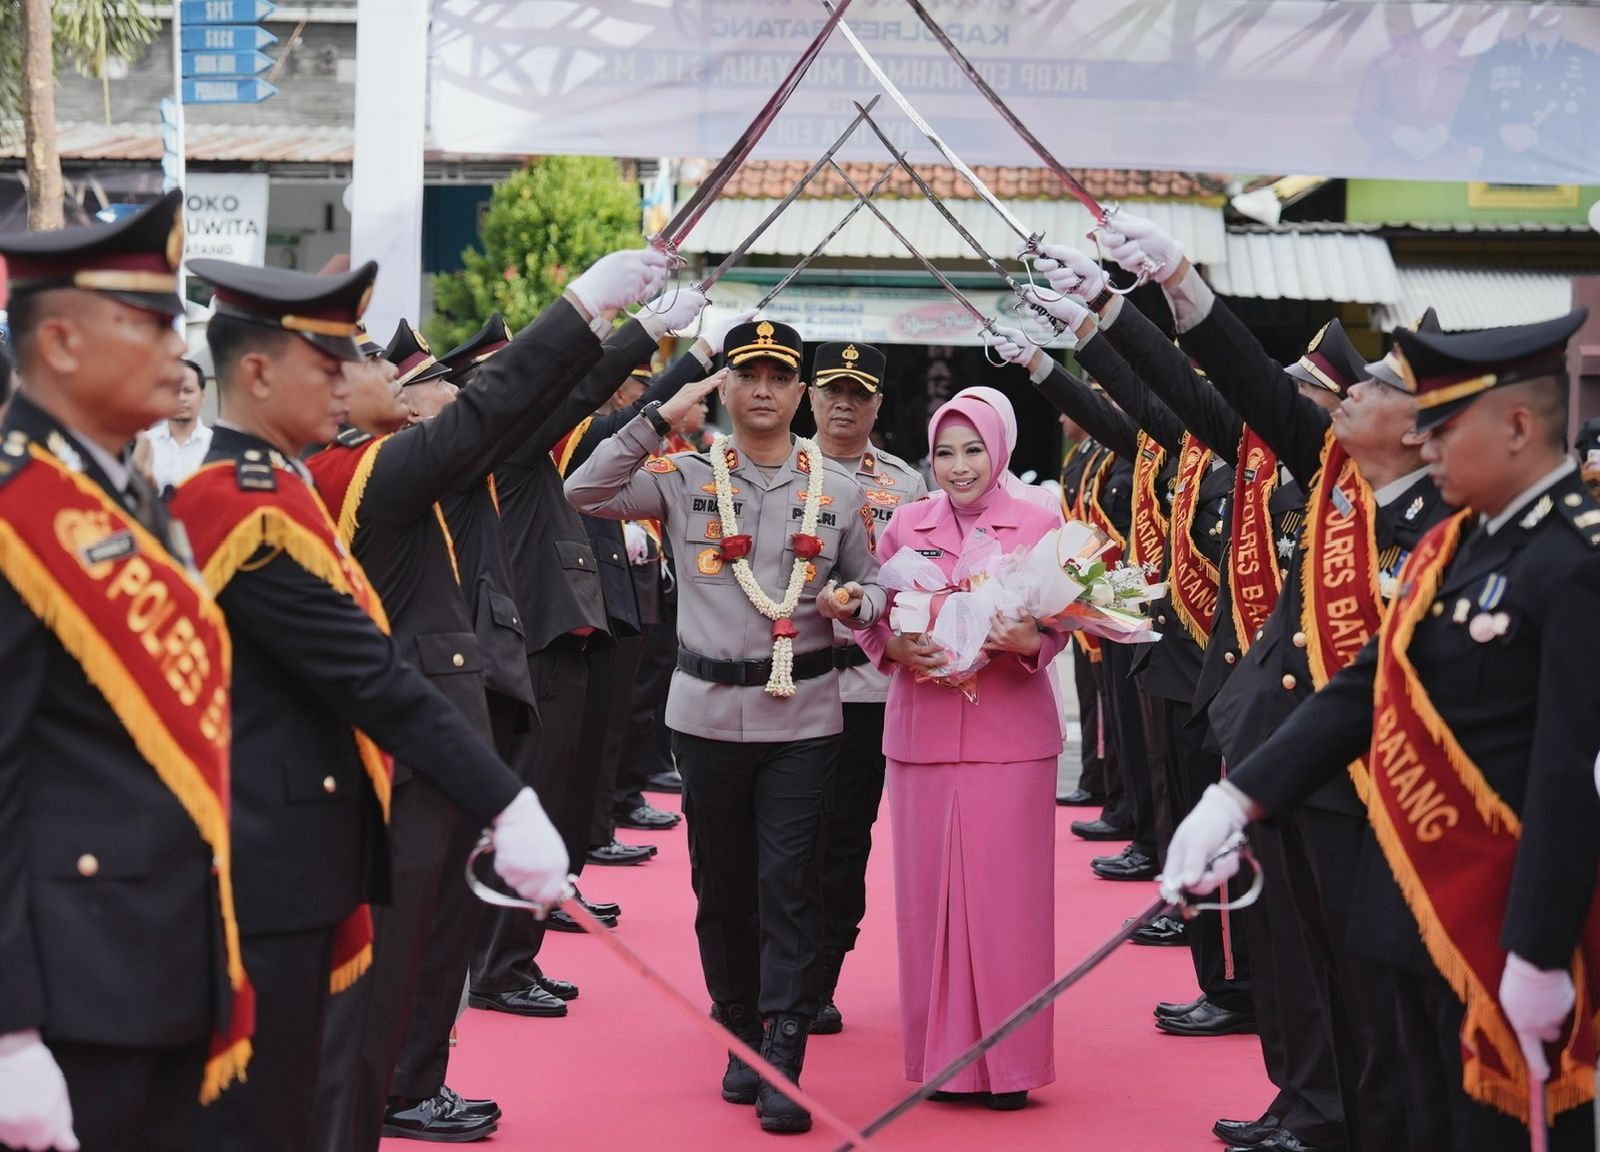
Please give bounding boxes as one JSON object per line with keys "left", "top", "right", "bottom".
{"left": 646, "top": 768, "right": 683, "bottom": 793}
{"left": 1092, "top": 848, "right": 1158, "bottom": 880}
{"left": 546, "top": 907, "right": 616, "bottom": 933}
{"left": 985, "top": 1091, "right": 1028, "bottom": 1111}
{"left": 1131, "top": 915, "right": 1188, "bottom": 947}
{"left": 382, "top": 1093, "right": 497, "bottom": 1142}
{"left": 437, "top": 1085, "right": 500, "bottom": 1123}
{"left": 1155, "top": 999, "right": 1257, "bottom": 1037}
{"left": 1071, "top": 817, "right": 1134, "bottom": 842}
{"left": 615, "top": 802, "right": 681, "bottom": 830}
{"left": 530, "top": 964, "right": 579, "bottom": 1001}
{"left": 1227, "top": 1128, "right": 1340, "bottom": 1152}
{"left": 1056, "top": 788, "right": 1103, "bottom": 807}
{"left": 586, "top": 838, "right": 654, "bottom": 866}
{"left": 467, "top": 985, "right": 568, "bottom": 1018}
{"left": 1213, "top": 1112, "right": 1280, "bottom": 1146}
{"left": 809, "top": 1001, "right": 842, "bottom": 1035}
{"left": 1154, "top": 994, "right": 1207, "bottom": 1021}
{"left": 571, "top": 887, "right": 620, "bottom": 919}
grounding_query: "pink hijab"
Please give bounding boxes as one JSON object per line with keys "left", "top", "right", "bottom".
{"left": 928, "top": 392, "right": 1015, "bottom": 522}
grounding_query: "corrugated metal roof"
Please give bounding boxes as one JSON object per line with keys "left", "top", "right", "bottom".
{"left": 0, "top": 121, "right": 353, "bottom": 163}
{"left": 678, "top": 197, "right": 1227, "bottom": 267}
{"left": 1371, "top": 266, "right": 1589, "bottom": 331}
{"left": 1206, "top": 230, "right": 1400, "bottom": 304}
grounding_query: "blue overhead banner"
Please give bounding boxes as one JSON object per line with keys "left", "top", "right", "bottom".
{"left": 429, "top": 1, "right": 1600, "bottom": 185}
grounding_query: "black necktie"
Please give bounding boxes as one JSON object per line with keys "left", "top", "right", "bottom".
{"left": 125, "top": 470, "right": 164, "bottom": 539}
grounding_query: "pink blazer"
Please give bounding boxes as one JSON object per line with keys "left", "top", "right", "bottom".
{"left": 856, "top": 490, "right": 1068, "bottom": 765}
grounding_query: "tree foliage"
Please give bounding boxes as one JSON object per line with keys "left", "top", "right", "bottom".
{"left": 0, "top": 0, "right": 158, "bottom": 133}
{"left": 425, "top": 155, "right": 642, "bottom": 350}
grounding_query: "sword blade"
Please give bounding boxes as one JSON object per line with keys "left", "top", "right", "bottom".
{"left": 827, "top": 160, "right": 995, "bottom": 334}
{"left": 755, "top": 164, "right": 897, "bottom": 310}
{"left": 697, "top": 95, "right": 881, "bottom": 293}
{"left": 902, "top": 0, "right": 1107, "bottom": 222}
{"left": 1530, "top": 1077, "right": 1549, "bottom": 1152}
{"left": 654, "top": 0, "right": 856, "bottom": 252}
{"left": 822, "top": 0, "right": 1036, "bottom": 247}
{"left": 829, "top": 896, "right": 1174, "bottom": 1152}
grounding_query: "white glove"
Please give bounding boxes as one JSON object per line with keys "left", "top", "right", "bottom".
{"left": 0, "top": 1031, "right": 78, "bottom": 1152}
{"left": 490, "top": 788, "right": 570, "bottom": 908}
{"left": 1098, "top": 212, "right": 1185, "bottom": 283}
{"left": 568, "top": 248, "right": 672, "bottom": 316}
{"left": 1021, "top": 285, "right": 1092, "bottom": 331}
{"left": 1158, "top": 784, "right": 1250, "bottom": 903}
{"left": 700, "top": 308, "right": 758, "bottom": 357}
{"left": 635, "top": 287, "right": 708, "bottom": 341}
{"left": 1028, "top": 243, "right": 1108, "bottom": 301}
{"left": 623, "top": 521, "right": 650, "bottom": 565}
{"left": 986, "top": 324, "right": 1035, "bottom": 369}
{"left": 1499, "top": 953, "right": 1575, "bottom": 1081}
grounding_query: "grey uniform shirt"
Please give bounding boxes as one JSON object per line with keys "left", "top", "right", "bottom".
{"left": 825, "top": 447, "right": 927, "bottom": 705}
{"left": 566, "top": 412, "right": 886, "bottom": 742}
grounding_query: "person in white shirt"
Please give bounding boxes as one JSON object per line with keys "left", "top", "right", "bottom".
{"left": 146, "top": 357, "right": 212, "bottom": 493}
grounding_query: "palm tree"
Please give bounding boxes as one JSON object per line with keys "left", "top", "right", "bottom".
{"left": 0, "top": 0, "right": 158, "bottom": 229}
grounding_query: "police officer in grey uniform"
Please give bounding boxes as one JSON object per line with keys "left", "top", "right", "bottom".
{"left": 805, "top": 341, "right": 925, "bottom": 1036}
{"left": 565, "top": 320, "right": 885, "bottom": 1137}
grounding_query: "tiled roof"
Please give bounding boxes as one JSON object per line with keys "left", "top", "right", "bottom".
{"left": 707, "top": 160, "right": 1231, "bottom": 203}
{"left": 0, "top": 121, "right": 353, "bottom": 163}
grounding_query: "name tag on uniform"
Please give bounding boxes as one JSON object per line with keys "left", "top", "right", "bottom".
{"left": 917, "top": 548, "right": 944, "bottom": 558}
{"left": 83, "top": 530, "right": 138, "bottom": 567}
{"left": 1330, "top": 488, "right": 1355, "bottom": 518}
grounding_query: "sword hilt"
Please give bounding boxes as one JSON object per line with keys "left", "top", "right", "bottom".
{"left": 464, "top": 833, "right": 576, "bottom": 921}
{"left": 1086, "top": 203, "right": 1160, "bottom": 296}
{"left": 1171, "top": 831, "right": 1264, "bottom": 917}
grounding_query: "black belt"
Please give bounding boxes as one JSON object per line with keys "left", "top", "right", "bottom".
{"left": 677, "top": 646, "right": 836, "bottom": 687}
{"left": 832, "top": 645, "right": 871, "bottom": 671}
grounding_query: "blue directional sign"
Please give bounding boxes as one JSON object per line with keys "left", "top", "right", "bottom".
{"left": 180, "top": 0, "right": 276, "bottom": 22}
{"left": 182, "top": 25, "right": 276, "bottom": 51}
{"left": 183, "top": 50, "right": 272, "bottom": 76}
{"left": 181, "top": 77, "right": 278, "bottom": 105}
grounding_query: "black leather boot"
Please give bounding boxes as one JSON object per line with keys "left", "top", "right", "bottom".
{"left": 810, "top": 950, "right": 844, "bottom": 1035}
{"left": 713, "top": 1002, "right": 763, "bottom": 1105}
{"left": 755, "top": 1013, "right": 812, "bottom": 1134}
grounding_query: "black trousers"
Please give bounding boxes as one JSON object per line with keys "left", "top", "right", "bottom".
{"left": 820, "top": 702, "right": 888, "bottom": 959}
{"left": 389, "top": 692, "right": 527, "bottom": 1106}
{"left": 1297, "top": 807, "right": 1414, "bottom": 1152}
{"left": 1070, "top": 644, "right": 1110, "bottom": 799}
{"left": 474, "top": 642, "right": 590, "bottom": 993}
{"left": 1099, "top": 643, "right": 1155, "bottom": 853}
{"left": 22, "top": 1037, "right": 207, "bottom": 1152}
{"left": 588, "top": 631, "right": 647, "bottom": 848}
{"left": 1145, "top": 695, "right": 1252, "bottom": 1012}
{"left": 1391, "top": 962, "right": 1594, "bottom": 1152}
{"left": 565, "top": 640, "right": 616, "bottom": 877}
{"left": 616, "top": 592, "right": 679, "bottom": 807}
{"left": 309, "top": 777, "right": 458, "bottom": 1152}
{"left": 1243, "top": 819, "right": 1345, "bottom": 1145}
{"left": 673, "top": 730, "right": 840, "bottom": 1017}
{"left": 207, "top": 927, "right": 335, "bottom": 1152}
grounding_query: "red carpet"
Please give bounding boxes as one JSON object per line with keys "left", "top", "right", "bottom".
{"left": 385, "top": 800, "right": 1267, "bottom": 1151}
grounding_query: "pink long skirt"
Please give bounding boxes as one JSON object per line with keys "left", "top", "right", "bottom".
{"left": 886, "top": 756, "right": 1057, "bottom": 1093}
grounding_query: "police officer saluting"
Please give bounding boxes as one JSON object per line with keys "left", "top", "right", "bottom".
{"left": 1166, "top": 309, "right": 1600, "bottom": 1152}
{"left": 566, "top": 320, "right": 885, "bottom": 1136}
{"left": 805, "top": 340, "right": 925, "bottom": 1035}
{"left": 0, "top": 192, "right": 251, "bottom": 1152}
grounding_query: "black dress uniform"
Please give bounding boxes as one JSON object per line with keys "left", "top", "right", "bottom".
{"left": 472, "top": 317, "right": 660, "bottom": 1002}
{"left": 1220, "top": 312, "right": 1600, "bottom": 1152}
{"left": 307, "top": 306, "right": 600, "bottom": 1151}
{"left": 0, "top": 194, "right": 238, "bottom": 1152}
{"left": 1057, "top": 435, "right": 1115, "bottom": 806}
{"left": 174, "top": 260, "right": 529, "bottom": 1152}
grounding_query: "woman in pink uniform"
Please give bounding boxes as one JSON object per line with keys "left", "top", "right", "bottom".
{"left": 854, "top": 391, "right": 1067, "bottom": 1110}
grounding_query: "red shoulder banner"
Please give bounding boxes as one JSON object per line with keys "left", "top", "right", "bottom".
{"left": 175, "top": 459, "right": 393, "bottom": 993}
{"left": 1228, "top": 426, "right": 1282, "bottom": 654}
{"left": 1167, "top": 434, "right": 1220, "bottom": 647}
{"left": 1369, "top": 514, "right": 1600, "bottom": 1126}
{"left": 1127, "top": 432, "right": 1169, "bottom": 574}
{"left": 0, "top": 447, "right": 251, "bottom": 1101}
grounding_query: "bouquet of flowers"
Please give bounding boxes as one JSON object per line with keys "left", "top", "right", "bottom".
{"left": 879, "top": 521, "right": 1162, "bottom": 698}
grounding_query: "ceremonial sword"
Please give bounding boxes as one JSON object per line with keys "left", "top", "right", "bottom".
{"left": 464, "top": 843, "right": 881, "bottom": 1151}
{"left": 649, "top": 0, "right": 856, "bottom": 259}
{"left": 827, "top": 837, "right": 1264, "bottom": 1151}
{"left": 694, "top": 95, "right": 881, "bottom": 294}
{"left": 754, "top": 164, "right": 899, "bottom": 311}
{"left": 901, "top": 0, "right": 1163, "bottom": 289}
